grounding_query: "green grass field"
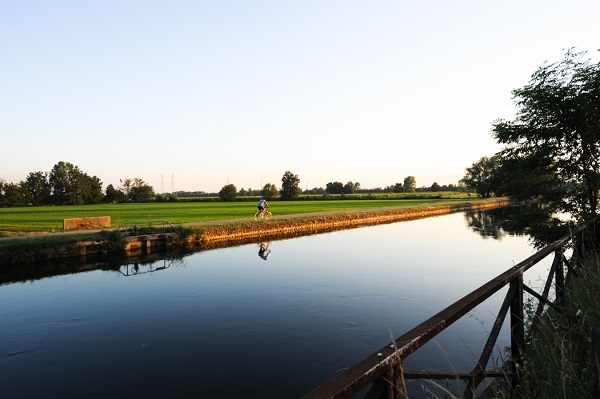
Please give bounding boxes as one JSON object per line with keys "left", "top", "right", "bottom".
{"left": 0, "top": 194, "right": 475, "bottom": 235}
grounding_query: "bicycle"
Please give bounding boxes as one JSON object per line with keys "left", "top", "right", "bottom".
{"left": 254, "top": 206, "right": 272, "bottom": 220}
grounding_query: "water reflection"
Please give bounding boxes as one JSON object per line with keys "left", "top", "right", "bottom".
{"left": 502, "top": 203, "right": 576, "bottom": 249}
{"left": 463, "top": 205, "right": 530, "bottom": 240}
{"left": 465, "top": 202, "right": 581, "bottom": 249}
{"left": 0, "top": 208, "right": 541, "bottom": 399}
{"left": 0, "top": 250, "right": 192, "bottom": 286}
{"left": 258, "top": 242, "right": 272, "bottom": 260}
{"left": 464, "top": 208, "right": 508, "bottom": 239}
{"left": 119, "top": 257, "right": 182, "bottom": 276}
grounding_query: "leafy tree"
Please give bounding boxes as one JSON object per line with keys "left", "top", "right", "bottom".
{"left": 129, "top": 178, "right": 155, "bottom": 202}
{"left": 25, "top": 171, "right": 51, "bottom": 205}
{"left": 442, "top": 183, "right": 459, "bottom": 192}
{"left": 119, "top": 179, "right": 133, "bottom": 200}
{"left": 49, "top": 161, "right": 103, "bottom": 205}
{"left": 219, "top": 183, "right": 237, "bottom": 201}
{"left": 393, "top": 182, "right": 403, "bottom": 193}
{"left": 49, "top": 161, "right": 77, "bottom": 205}
{"left": 493, "top": 49, "right": 600, "bottom": 220}
{"left": 261, "top": 183, "right": 279, "bottom": 200}
{"left": 460, "top": 156, "right": 500, "bottom": 198}
{"left": 116, "top": 178, "right": 155, "bottom": 202}
{"left": 104, "top": 184, "right": 126, "bottom": 203}
{"left": 326, "top": 181, "right": 344, "bottom": 194}
{"left": 79, "top": 174, "right": 103, "bottom": 204}
{"left": 457, "top": 181, "right": 469, "bottom": 193}
{"left": 280, "top": 171, "right": 301, "bottom": 200}
{"left": 343, "top": 181, "right": 356, "bottom": 194}
{"left": 305, "top": 187, "right": 325, "bottom": 195}
{"left": 0, "top": 180, "right": 29, "bottom": 207}
{"left": 403, "top": 176, "right": 416, "bottom": 193}
{"left": 431, "top": 182, "right": 441, "bottom": 192}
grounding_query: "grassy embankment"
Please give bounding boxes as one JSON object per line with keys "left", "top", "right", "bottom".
{"left": 0, "top": 193, "right": 472, "bottom": 236}
{"left": 0, "top": 193, "right": 496, "bottom": 265}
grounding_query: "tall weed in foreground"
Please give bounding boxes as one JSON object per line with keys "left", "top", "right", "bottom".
{"left": 514, "top": 254, "right": 600, "bottom": 398}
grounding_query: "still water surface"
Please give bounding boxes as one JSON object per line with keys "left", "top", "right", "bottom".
{"left": 0, "top": 208, "right": 548, "bottom": 398}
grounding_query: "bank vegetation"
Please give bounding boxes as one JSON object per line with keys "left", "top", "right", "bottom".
{"left": 0, "top": 198, "right": 508, "bottom": 266}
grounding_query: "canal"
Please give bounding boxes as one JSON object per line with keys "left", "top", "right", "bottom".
{"left": 0, "top": 207, "right": 545, "bottom": 398}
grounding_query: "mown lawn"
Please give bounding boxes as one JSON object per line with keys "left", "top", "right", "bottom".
{"left": 0, "top": 196, "right": 475, "bottom": 234}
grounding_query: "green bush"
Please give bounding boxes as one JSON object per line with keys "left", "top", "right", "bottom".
{"left": 514, "top": 255, "right": 600, "bottom": 398}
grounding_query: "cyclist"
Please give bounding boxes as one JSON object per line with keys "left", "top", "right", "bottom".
{"left": 257, "top": 198, "right": 269, "bottom": 217}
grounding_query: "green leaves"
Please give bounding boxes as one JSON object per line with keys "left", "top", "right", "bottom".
{"left": 493, "top": 49, "right": 600, "bottom": 220}
{"left": 280, "top": 171, "right": 301, "bottom": 200}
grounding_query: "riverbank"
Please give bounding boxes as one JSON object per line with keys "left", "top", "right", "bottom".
{"left": 190, "top": 198, "right": 510, "bottom": 249}
{"left": 0, "top": 198, "right": 509, "bottom": 265}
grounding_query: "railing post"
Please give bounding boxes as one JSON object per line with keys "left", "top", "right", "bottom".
{"left": 362, "top": 359, "right": 405, "bottom": 399}
{"left": 572, "top": 229, "right": 584, "bottom": 265}
{"left": 510, "top": 274, "right": 524, "bottom": 392}
{"left": 593, "top": 327, "right": 600, "bottom": 399}
{"left": 387, "top": 359, "right": 404, "bottom": 399}
{"left": 555, "top": 247, "right": 565, "bottom": 306}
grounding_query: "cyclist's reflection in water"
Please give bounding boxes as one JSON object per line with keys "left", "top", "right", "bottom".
{"left": 258, "top": 242, "right": 271, "bottom": 260}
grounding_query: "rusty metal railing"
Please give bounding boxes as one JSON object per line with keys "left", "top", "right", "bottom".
{"left": 302, "top": 218, "right": 598, "bottom": 399}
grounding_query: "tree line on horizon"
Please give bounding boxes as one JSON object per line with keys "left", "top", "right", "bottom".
{"left": 160, "top": 179, "right": 464, "bottom": 200}
{"left": 0, "top": 161, "right": 157, "bottom": 207}
{"left": 0, "top": 163, "right": 463, "bottom": 207}
{"left": 215, "top": 174, "right": 464, "bottom": 201}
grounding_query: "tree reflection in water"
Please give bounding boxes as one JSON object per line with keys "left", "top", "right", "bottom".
{"left": 465, "top": 202, "right": 582, "bottom": 249}
{"left": 0, "top": 250, "right": 191, "bottom": 285}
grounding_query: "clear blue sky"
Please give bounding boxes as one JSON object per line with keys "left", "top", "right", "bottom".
{"left": 2, "top": 1, "right": 599, "bottom": 193}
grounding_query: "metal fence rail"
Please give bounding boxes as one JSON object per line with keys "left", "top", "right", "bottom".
{"left": 303, "top": 218, "right": 598, "bottom": 399}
